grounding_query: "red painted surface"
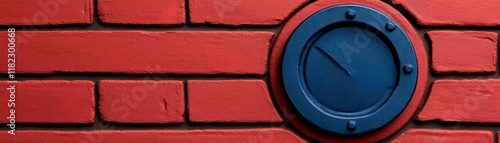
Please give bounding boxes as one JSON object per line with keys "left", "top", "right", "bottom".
{"left": 418, "top": 80, "right": 500, "bottom": 122}
{"left": 188, "top": 80, "right": 282, "bottom": 122}
{"left": 0, "top": 80, "right": 94, "bottom": 123}
{"left": 0, "top": 31, "right": 272, "bottom": 74}
{"left": 0, "top": 129, "right": 306, "bottom": 143}
{"left": 189, "top": 0, "right": 307, "bottom": 25}
{"left": 392, "top": 129, "right": 493, "bottom": 143}
{"left": 2, "top": 0, "right": 500, "bottom": 142}
{"left": 98, "top": 0, "right": 185, "bottom": 25}
{"left": 99, "top": 80, "right": 184, "bottom": 123}
{"left": 270, "top": 0, "right": 428, "bottom": 142}
{"left": 429, "top": 31, "right": 497, "bottom": 73}
{"left": 0, "top": 0, "right": 93, "bottom": 25}
{"left": 393, "top": 0, "right": 500, "bottom": 26}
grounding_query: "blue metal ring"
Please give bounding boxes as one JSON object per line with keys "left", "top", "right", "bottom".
{"left": 281, "top": 4, "right": 418, "bottom": 135}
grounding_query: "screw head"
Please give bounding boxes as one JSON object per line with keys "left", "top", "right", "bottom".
{"left": 403, "top": 64, "right": 414, "bottom": 73}
{"left": 386, "top": 23, "right": 396, "bottom": 31}
{"left": 345, "top": 9, "right": 356, "bottom": 19}
{"left": 347, "top": 120, "right": 357, "bottom": 130}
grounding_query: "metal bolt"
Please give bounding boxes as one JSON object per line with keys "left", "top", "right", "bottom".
{"left": 386, "top": 23, "right": 396, "bottom": 31}
{"left": 345, "top": 9, "right": 356, "bottom": 19}
{"left": 347, "top": 120, "right": 356, "bottom": 130}
{"left": 403, "top": 64, "right": 414, "bottom": 73}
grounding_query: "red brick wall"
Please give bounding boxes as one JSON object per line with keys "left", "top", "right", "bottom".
{"left": 1, "top": 0, "right": 499, "bottom": 142}
{"left": 392, "top": 0, "right": 499, "bottom": 142}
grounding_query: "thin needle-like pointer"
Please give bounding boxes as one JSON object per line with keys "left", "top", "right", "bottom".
{"left": 315, "top": 46, "right": 353, "bottom": 77}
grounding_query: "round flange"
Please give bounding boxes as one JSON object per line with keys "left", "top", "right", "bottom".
{"left": 270, "top": 0, "right": 428, "bottom": 142}
{"left": 282, "top": 4, "right": 417, "bottom": 136}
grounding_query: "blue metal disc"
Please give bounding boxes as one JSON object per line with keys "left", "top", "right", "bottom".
{"left": 281, "top": 4, "right": 418, "bottom": 135}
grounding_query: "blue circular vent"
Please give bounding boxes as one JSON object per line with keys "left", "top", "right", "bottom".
{"left": 281, "top": 4, "right": 418, "bottom": 135}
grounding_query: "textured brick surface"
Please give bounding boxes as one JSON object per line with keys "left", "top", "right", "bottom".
{"left": 418, "top": 80, "right": 500, "bottom": 122}
{"left": 0, "top": 0, "right": 93, "bottom": 25}
{"left": 4, "top": 0, "right": 500, "bottom": 142}
{"left": 189, "top": 0, "right": 307, "bottom": 25}
{"left": 429, "top": 31, "right": 497, "bottom": 73}
{"left": 0, "top": 31, "right": 272, "bottom": 74}
{"left": 393, "top": 0, "right": 500, "bottom": 26}
{"left": 392, "top": 129, "right": 493, "bottom": 143}
{"left": 0, "top": 129, "right": 306, "bottom": 143}
{"left": 98, "top": 0, "right": 185, "bottom": 25}
{"left": 188, "top": 80, "right": 282, "bottom": 122}
{"left": 99, "top": 80, "right": 184, "bottom": 123}
{"left": 0, "top": 80, "right": 94, "bottom": 123}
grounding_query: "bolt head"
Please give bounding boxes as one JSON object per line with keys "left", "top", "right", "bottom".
{"left": 345, "top": 9, "right": 356, "bottom": 19}
{"left": 386, "top": 23, "right": 396, "bottom": 31}
{"left": 347, "top": 120, "right": 356, "bottom": 130}
{"left": 403, "top": 64, "right": 414, "bottom": 73}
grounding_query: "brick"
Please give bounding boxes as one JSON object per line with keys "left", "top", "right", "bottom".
{"left": 392, "top": 129, "right": 493, "bottom": 143}
{"left": 0, "top": 31, "right": 272, "bottom": 74}
{"left": 98, "top": 0, "right": 185, "bottom": 25}
{"left": 188, "top": 80, "right": 282, "bottom": 122}
{"left": 99, "top": 80, "right": 184, "bottom": 123}
{"left": 418, "top": 80, "right": 500, "bottom": 123}
{"left": 0, "top": 129, "right": 305, "bottom": 143}
{"left": 189, "top": 0, "right": 307, "bottom": 25}
{"left": 429, "top": 31, "right": 497, "bottom": 73}
{"left": 393, "top": 0, "right": 500, "bottom": 26}
{"left": 0, "top": 80, "right": 94, "bottom": 123}
{"left": 0, "top": 0, "right": 93, "bottom": 25}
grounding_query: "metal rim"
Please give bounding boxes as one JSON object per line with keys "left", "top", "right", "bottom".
{"left": 281, "top": 5, "right": 418, "bottom": 135}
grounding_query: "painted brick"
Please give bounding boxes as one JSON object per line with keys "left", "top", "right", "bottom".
{"left": 189, "top": 0, "right": 307, "bottom": 25}
{"left": 392, "top": 129, "right": 493, "bottom": 143}
{"left": 429, "top": 31, "right": 497, "bottom": 73}
{"left": 418, "top": 80, "right": 500, "bottom": 123}
{"left": 0, "top": 31, "right": 272, "bottom": 74}
{"left": 0, "top": 80, "right": 94, "bottom": 123}
{"left": 0, "top": 0, "right": 93, "bottom": 25}
{"left": 393, "top": 0, "right": 500, "bottom": 26}
{"left": 0, "top": 129, "right": 305, "bottom": 143}
{"left": 99, "top": 80, "right": 184, "bottom": 123}
{"left": 188, "top": 80, "right": 282, "bottom": 122}
{"left": 98, "top": 0, "right": 185, "bottom": 25}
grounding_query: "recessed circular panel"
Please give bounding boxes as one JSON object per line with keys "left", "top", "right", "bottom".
{"left": 305, "top": 25, "right": 397, "bottom": 114}
{"left": 281, "top": 5, "right": 418, "bottom": 135}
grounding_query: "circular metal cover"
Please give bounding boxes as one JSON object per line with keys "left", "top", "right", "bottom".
{"left": 281, "top": 4, "right": 418, "bottom": 135}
